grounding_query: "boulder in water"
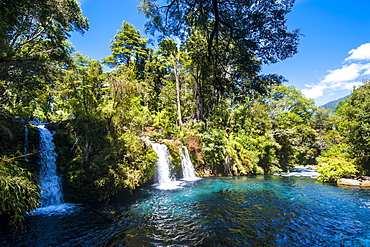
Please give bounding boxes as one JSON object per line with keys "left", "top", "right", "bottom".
{"left": 360, "top": 180, "right": 370, "bottom": 187}
{"left": 337, "top": 176, "right": 370, "bottom": 187}
{"left": 337, "top": 178, "right": 360, "bottom": 186}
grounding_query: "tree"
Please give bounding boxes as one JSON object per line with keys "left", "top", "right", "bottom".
{"left": 0, "top": 0, "right": 88, "bottom": 80}
{"left": 183, "top": 28, "right": 267, "bottom": 122}
{"left": 140, "top": 0, "right": 299, "bottom": 122}
{"left": 158, "top": 39, "right": 185, "bottom": 127}
{"left": 53, "top": 53, "right": 105, "bottom": 120}
{"left": 267, "top": 85, "right": 317, "bottom": 168}
{"left": 139, "top": 0, "right": 300, "bottom": 63}
{"left": 103, "top": 21, "right": 148, "bottom": 76}
{"left": 339, "top": 79, "right": 370, "bottom": 172}
{"left": 143, "top": 49, "right": 167, "bottom": 112}
{"left": 267, "top": 85, "right": 316, "bottom": 127}
{"left": 0, "top": 0, "right": 88, "bottom": 116}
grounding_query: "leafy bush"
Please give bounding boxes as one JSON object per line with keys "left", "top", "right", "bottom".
{"left": 225, "top": 131, "right": 261, "bottom": 175}
{"left": 317, "top": 157, "right": 358, "bottom": 183}
{"left": 317, "top": 144, "right": 359, "bottom": 182}
{"left": 0, "top": 160, "right": 39, "bottom": 227}
{"left": 201, "top": 129, "right": 227, "bottom": 175}
{"left": 55, "top": 114, "right": 157, "bottom": 202}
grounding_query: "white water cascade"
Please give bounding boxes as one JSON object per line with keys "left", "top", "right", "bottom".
{"left": 152, "top": 143, "right": 182, "bottom": 190}
{"left": 23, "top": 125, "right": 29, "bottom": 157}
{"left": 37, "top": 124, "right": 63, "bottom": 206}
{"left": 180, "top": 146, "right": 199, "bottom": 181}
{"left": 32, "top": 124, "right": 77, "bottom": 215}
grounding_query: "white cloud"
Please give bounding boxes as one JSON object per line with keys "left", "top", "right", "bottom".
{"left": 342, "top": 81, "right": 363, "bottom": 90}
{"left": 301, "top": 80, "right": 364, "bottom": 100}
{"left": 322, "top": 64, "right": 362, "bottom": 83}
{"left": 302, "top": 84, "right": 326, "bottom": 99}
{"left": 361, "top": 64, "right": 370, "bottom": 76}
{"left": 301, "top": 43, "right": 370, "bottom": 102}
{"left": 345, "top": 43, "right": 370, "bottom": 61}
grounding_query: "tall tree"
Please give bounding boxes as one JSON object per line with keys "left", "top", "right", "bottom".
{"left": 0, "top": 0, "right": 88, "bottom": 116}
{"left": 139, "top": 0, "right": 300, "bottom": 63}
{"left": 53, "top": 53, "right": 105, "bottom": 120}
{"left": 103, "top": 21, "right": 148, "bottom": 77}
{"left": 340, "top": 79, "right": 370, "bottom": 172}
{"left": 140, "top": 0, "right": 299, "bottom": 121}
{"left": 143, "top": 49, "right": 167, "bottom": 112}
{"left": 0, "top": 0, "right": 88, "bottom": 81}
{"left": 158, "top": 39, "right": 184, "bottom": 127}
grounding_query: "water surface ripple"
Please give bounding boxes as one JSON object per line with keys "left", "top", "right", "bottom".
{"left": 2, "top": 176, "right": 370, "bottom": 246}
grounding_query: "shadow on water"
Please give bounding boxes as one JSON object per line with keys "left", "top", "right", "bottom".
{"left": 2, "top": 176, "right": 370, "bottom": 246}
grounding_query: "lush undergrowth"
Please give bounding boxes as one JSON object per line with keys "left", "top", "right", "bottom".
{"left": 0, "top": 113, "right": 39, "bottom": 227}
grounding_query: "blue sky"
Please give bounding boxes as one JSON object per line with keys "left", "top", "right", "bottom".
{"left": 70, "top": 0, "right": 370, "bottom": 106}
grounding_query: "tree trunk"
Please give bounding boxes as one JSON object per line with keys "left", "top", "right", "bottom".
{"left": 173, "top": 55, "right": 183, "bottom": 128}
{"left": 195, "top": 80, "right": 204, "bottom": 123}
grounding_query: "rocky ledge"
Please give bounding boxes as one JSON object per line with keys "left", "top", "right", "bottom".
{"left": 337, "top": 176, "right": 370, "bottom": 187}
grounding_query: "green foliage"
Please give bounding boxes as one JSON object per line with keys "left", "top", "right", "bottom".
{"left": 109, "top": 130, "right": 157, "bottom": 191}
{"left": 143, "top": 50, "right": 167, "bottom": 112}
{"left": 225, "top": 131, "right": 262, "bottom": 175}
{"left": 0, "top": 0, "right": 88, "bottom": 117}
{"left": 0, "top": 160, "right": 39, "bottom": 227}
{"left": 338, "top": 80, "right": 370, "bottom": 171}
{"left": 162, "top": 141, "right": 183, "bottom": 175}
{"left": 55, "top": 114, "right": 157, "bottom": 202}
{"left": 140, "top": 0, "right": 300, "bottom": 122}
{"left": 317, "top": 144, "right": 359, "bottom": 183}
{"left": 52, "top": 53, "right": 105, "bottom": 121}
{"left": 139, "top": 0, "right": 300, "bottom": 64}
{"left": 103, "top": 21, "right": 148, "bottom": 76}
{"left": 0, "top": 113, "right": 39, "bottom": 227}
{"left": 201, "top": 129, "right": 227, "bottom": 174}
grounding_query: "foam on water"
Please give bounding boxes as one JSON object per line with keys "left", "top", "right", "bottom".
{"left": 32, "top": 203, "right": 80, "bottom": 216}
{"left": 154, "top": 180, "right": 185, "bottom": 190}
{"left": 276, "top": 166, "right": 319, "bottom": 178}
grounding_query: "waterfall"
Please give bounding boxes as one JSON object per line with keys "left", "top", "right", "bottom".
{"left": 152, "top": 143, "right": 182, "bottom": 190}
{"left": 36, "top": 124, "right": 63, "bottom": 207}
{"left": 180, "top": 146, "right": 199, "bottom": 181}
{"left": 29, "top": 123, "right": 77, "bottom": 215}
{"left": 23, "top": 125, "right": 29, "bottom": 159}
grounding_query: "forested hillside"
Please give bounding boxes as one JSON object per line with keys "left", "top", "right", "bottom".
{"left": 1, "top": 0, "right": 370, "bottom": 226}
{"left": 321, "top": 96, "right": 348, "bottom": 112}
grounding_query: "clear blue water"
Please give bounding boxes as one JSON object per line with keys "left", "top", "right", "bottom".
{"left": 2, "top": 175, "right": 370, "bottom": 246}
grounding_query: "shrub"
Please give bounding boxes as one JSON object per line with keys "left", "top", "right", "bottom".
{"left": 201, "top": 129, "right": 227, "bottom": 174}
{"left": 317, "top": 144, "right": 359, "bottom": 182}
{"left": 317, "top": 156, "right": 358, "bottom": 183}
{"left": 0, "top": 160, "right": 39, "bottom": 227}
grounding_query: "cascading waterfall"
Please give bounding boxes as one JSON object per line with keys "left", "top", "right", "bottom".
{"left": 36, "top": 124, "right": 63, "bottom": 207}
{"left": 23, "top": 125, "right": 29, "bottom": 161}
{"left": 23, "top": 125, "right": 29, "bottom": 155}
{"left": 180, "top": 146, "right": 199, "bottom": 181}
{"left": 152, "top": 143, "right": 182, "bottom": 190}
{"left": 30, "top": 123, "right": 78, "bottom": 215}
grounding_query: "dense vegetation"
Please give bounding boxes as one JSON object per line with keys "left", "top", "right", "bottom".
{"left": 1, "top": 0, "right": 370, "bottom": 226}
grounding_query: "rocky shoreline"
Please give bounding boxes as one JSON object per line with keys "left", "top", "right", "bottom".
{"left": 337, "top": 176, "right": 370, "bottom": 187}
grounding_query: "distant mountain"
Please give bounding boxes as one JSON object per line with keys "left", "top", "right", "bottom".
{"left": 320, "top": 96, "right": 349, "bottom": 112}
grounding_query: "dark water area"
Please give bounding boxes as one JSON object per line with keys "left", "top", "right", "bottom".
{"left": 2, "top": 175, "right": 370, "bottom": 246}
